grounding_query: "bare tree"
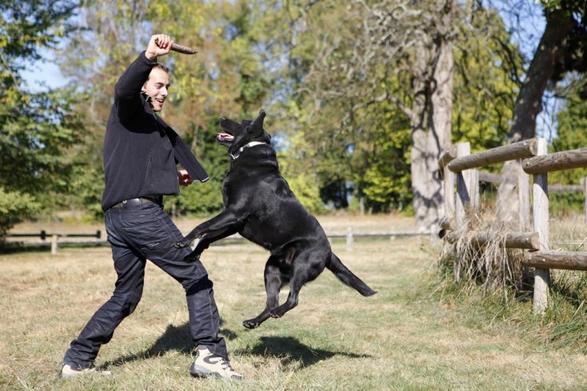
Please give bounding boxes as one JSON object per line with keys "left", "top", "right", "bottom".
{"left": 338, "top": 0, "right": 457, "bottom": 230}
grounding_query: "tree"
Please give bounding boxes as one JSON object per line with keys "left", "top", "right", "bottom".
{"left": 0, "top": 0, "right": 81, "bottom": 236}
{"left": 274, "top": 0, "right": 521, "bottom": 220}
{"left": 280, "top": 0, "right": 454, "bottom": 227}
{"left": 495, "top": 0, "right": 587, "bottom": 223}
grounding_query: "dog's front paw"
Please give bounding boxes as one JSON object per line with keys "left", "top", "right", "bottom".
{"left": 268, "top": 310, "right": 282, "bottom": 319}
{"left": 174, "top": 240, "right": 190, "bottom": 249}
{"left": 242, "top": 319, "right": 260, "bottom": 329}
{"left": 175, "top": 236, "right": 201, "bottom": 250}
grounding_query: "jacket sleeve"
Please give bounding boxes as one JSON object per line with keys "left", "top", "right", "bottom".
{"left": 166, "top": 127, "right": 210, "bottom": 183}
{"left": 115, "top": 51, "right": 157, "bottom": 99}
{"left": 114, "top": 51, "right": 157, "bottom": 116}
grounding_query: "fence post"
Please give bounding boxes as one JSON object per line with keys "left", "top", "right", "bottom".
{"left": 346, "top": 227, "right": 353, "bottom": 252}
{"left": 470, "top": 168, "right": 480, "bottom": 213}
{"left": 443, "top": 158, "right": 456, "bottom": 222}
{"left": 51, "top": 234, "right": 59, "bottom": 255}
{"left": 455, "top": 142, "right": 471, "bottom": 226}
{"left": 518, "top": 163, "right": 530, "bottom": 230}
{"left": 583, "top": 177, "right": 587, "bottom": 224}
{"left": 532, "top": 138, "right": 550, "bottom": 314}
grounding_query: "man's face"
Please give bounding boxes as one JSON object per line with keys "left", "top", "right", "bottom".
{"left": 142, "top": 67, "right": 170, "bottom": 112}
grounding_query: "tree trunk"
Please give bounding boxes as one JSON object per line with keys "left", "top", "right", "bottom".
{"left": 497, "top": 10, "right": 575, "bottom": 223}
{"left": 411, "top": 28, "right": 453, "bottom": 232}
{"left": 509, "top": 10, "right": 575, "bottom": 141}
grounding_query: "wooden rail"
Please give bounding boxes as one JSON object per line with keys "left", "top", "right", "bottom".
{"left": 5, "top": 231, "right": 102, "bottom": 255}
{"left": 443, "top": 231, "right": 539, "bottom": 250}
{"left": 477, "top": 172, "right": 584, "bottom": 194}
{"left": 479, "top": 171, "right": 505, "bottom": 184}
{"left": 523, "top": 147, "right": 587, "bottom": 174}
{"left": 5, "top": 231, "right": 102, "bottom": 240}
{"left": 439, "top": 137, "right": 587, "bottom": 314}
{"left": 447, "top": 139, "right": 537, "bottom": 172}
{"left": 524, "top": 251, "right": 587, "bottom": 271}
{"left": 4, "top": 229, "right": 430, "bottom": 255}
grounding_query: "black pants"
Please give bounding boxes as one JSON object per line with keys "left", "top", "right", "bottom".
{"left": 63, "top": 199, "right": 227, "bottom": 368}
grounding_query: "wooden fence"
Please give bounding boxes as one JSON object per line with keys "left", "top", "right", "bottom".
{"left": 5, "top": 231, "right": 102, "bottom": 254}
{"left": 439, "top": 138, "right": 587, "bottom": 313}
{"left": 4, "top": 229, "right": 431, "bottom": 255}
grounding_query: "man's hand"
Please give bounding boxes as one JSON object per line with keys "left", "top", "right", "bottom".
{"left": 145, "top": 34, "right": 174, "bottom": 61}
{"left": 178, "top": 169, "right": 193, "bottom": 186}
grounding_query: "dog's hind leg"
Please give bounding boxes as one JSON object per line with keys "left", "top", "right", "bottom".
{"left": 268, "top": 250, "right": 325, "bottom": 319}
{"left": 243, "top": 256, "right": 286, "bottom": 329}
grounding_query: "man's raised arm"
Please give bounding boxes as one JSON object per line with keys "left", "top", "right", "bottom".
{"left": 114, "top": 34, "right": 173, "bottom": 101}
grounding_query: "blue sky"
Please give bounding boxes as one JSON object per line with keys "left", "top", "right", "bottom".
{"left": 20, "top": 48, "right": 68, "bottom": 91}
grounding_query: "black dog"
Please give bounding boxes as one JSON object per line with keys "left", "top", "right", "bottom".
{"left": 177, "top": 110, "right": 376, "bottom": 329}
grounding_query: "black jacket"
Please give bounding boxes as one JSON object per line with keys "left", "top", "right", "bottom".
{"left": 101, "top": 52, "right": 208, "bottom": 211}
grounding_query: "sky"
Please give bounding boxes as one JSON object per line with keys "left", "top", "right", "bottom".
{"left": 20, "top": 48, "right": 69, "bottom": 91}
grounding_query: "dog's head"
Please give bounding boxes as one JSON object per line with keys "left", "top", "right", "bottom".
{"left": 217, "top": 109, "right": 271, "bottom": 155}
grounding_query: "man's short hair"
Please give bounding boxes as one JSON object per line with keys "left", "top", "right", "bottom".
{"left": 152, "top": 63, "right": 170, "bottom": 74}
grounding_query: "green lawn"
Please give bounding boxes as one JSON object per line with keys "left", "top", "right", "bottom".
{"left": 1, "top": 237, "right": 585, "bottom": 390}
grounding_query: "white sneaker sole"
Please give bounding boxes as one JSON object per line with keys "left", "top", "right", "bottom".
{"left": 189, "top": 363, "right": 242, "bottom": 380}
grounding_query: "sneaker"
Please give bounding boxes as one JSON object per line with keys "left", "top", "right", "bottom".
{"left": 189, "top": 347, "right": 243, "bottom": 380}
{"left": 60, "top": 363, "right": 112, "bottom": 379}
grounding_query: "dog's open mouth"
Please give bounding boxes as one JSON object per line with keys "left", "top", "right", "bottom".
{"left": 217, "top": 132, "right": 234, "bottom": 142}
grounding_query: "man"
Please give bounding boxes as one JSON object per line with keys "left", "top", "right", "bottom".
{"left": 61, "top": 34, "right": 242, "bottom": 380}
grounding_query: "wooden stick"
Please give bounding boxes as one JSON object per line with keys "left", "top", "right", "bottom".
{"left": 170, "top": 42, "right": 198, "bottom": 55}
{"left": 524, "top": 251, "right": 587, "bottom": 271}
{"left": 155, "top": 37, "right": 199, "bottom": 55}
{"left": 523, "top": 147, "right": 587, "bottom": 174}
{"left": 444, "top": 231, "right": 540, "bottom": 250}
{"left": 448, "top": 139, "right": 537, "bottom": 172}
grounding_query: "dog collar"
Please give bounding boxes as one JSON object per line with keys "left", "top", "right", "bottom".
{"left": 230, "top": 141, "right": 267, "bottom": 160}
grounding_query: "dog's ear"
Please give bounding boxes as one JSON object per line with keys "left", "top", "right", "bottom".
{"left": 251, "top": 109, "right": 266, "bottom": 130}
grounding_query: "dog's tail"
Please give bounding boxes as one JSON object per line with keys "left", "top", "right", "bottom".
{"left": 327, "top": 253, "right": 376, "bottom": 297}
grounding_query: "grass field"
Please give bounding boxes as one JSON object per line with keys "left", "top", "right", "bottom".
{"left": 1, "top": 216, "right": 586, "bottom": 390}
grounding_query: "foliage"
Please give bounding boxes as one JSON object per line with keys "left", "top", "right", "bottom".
{"left": 277, "top": 136, "right": 326, "bottom": 214}
{"left": 451, "top": 7, "right": 523, "bottom": 151}
{"left": 8, "top": 0, "right": 586, "bottom": 223}
{"left": 0, "top": 187, "right": 39, "bottom": 238}
{"left": 0, "top": 0, "right": 81, "bottom": 234}
{"left": 549, "top": 86, "right": 587, "bottom": 215}
{"left": 175, "top": 117, "right": 230, "bottom": 215}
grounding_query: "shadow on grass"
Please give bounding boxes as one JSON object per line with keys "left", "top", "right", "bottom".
{"left": 101, "top": 321, "right": 238, "bottom": 368}
{"left": 236, "top": 336, "right": 370, "bottom": 367}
